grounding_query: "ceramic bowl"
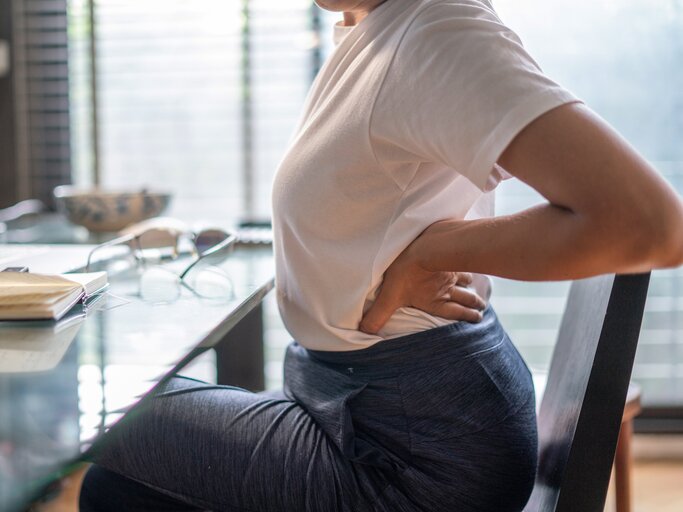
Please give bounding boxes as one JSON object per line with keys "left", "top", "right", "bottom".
{"left": 53, "top": 186, "right": 172, "bottom": 232}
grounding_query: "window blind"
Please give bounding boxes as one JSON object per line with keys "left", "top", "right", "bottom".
{"left": 69, "top": 0, "right": 332, "bottom": 224}
{"left": 65, "top": 0, "right": 683, "bottom": 428}
{"left": 492, "top": 0, "right": 683, "bottom": 426}
{"left": 9, "top": 0, "right": 72, "bottom": 207}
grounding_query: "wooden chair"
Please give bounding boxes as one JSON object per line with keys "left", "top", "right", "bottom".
{"left": 524, "top": 273, "right": 651, "bottom": 512}
{"left": 533, "top": 376, "right": 642, "bottom": 512}
{"left": 614, "top": 383, "right": 642, "bottom": 512}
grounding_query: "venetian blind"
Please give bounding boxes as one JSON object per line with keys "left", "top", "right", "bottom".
{"left": 491, "top": 0, "right": 683, "bottom": 428}
{"left": 11, "top": 0, "right": 72, "bottom": 206}
{"left": 67, "top": 0, "right": 683, "bottom": 427}
{"left": 69, "top": 0, "right": 330, "bottom": 224}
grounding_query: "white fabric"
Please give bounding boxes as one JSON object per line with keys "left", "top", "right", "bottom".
{"left": 272, "top": 0, "right": 582, "bottom": 351}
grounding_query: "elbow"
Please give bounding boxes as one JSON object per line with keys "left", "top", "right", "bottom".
{"left": 629, "top": 198, "right": 683, "bottom": 270}
{"left": 655, "top": 220, "right": 683, "bottom": 269}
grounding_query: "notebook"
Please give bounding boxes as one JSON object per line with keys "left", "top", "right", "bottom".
{"left": 0, "top": 271, "right": 108, "bottom": 321}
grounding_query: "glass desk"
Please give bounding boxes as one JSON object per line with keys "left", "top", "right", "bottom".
{"left": 0, "top": 244, "right": 274, "bottom": 511}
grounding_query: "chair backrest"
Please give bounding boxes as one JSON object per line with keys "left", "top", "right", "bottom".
{"left": 524, "top": 272, "right": 650, "bottom": 512}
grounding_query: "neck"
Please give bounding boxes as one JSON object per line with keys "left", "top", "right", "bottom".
{"left": 343, "top": 11, "right": 363, "bottom": 26}
{"left": 342, "top": 0, "right": 387, "bottom": 26}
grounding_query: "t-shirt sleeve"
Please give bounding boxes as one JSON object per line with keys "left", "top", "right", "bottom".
{"left": 370, "top": 0, "right": 583, "bottom": 192}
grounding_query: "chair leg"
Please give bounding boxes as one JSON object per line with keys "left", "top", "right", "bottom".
{"left": 614, "top": 419, "right": 634, "bottom": 512}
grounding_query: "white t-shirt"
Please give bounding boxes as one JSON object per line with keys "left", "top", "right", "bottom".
{"left": 272, "top": 0, "right": 581, "bottom": 351}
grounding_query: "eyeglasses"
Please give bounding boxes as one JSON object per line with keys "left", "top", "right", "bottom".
{"left": 85, "top": 222, "right": 238, "bottom": 302}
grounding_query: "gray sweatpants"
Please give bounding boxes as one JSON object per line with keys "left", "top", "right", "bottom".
{"left": 80, "top": 306, "right": 537, "bottom": 511}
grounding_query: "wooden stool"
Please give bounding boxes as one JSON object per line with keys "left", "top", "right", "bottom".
{"left": 614, "top": 383, "right": 642, "bottom": 512}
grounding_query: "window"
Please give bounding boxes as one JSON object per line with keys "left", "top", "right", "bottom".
{"left": 3, "top": 0, "right": 72, "bottom": 206}
{"left": 491, "top": 0, "right": 683, "bottom": 425}
{"left": 69, "top": 0, "right": 337, "bottom": 223}
{"left": 67, "top": 0, "right": 683, "bottom": 427}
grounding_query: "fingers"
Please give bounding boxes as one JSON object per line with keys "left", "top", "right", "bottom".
{"left": 359, "top": 285, "right": 402, "bottom": 335}
{"left": 455, "top": 272, "right": 474, "bottom": 286}
{"left": 359, "top": 271, "right": 486, "bottom": 334}
{"left": 361, "top": 285, "right": 486, "bottom": 334}
{"left": 448, "top": 285, "right": 486, "bottom": 310}
{"left": 434, "top": 301, "right": 484, "bottom": 323}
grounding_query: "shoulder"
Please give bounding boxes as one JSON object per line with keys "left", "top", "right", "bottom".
{"left": 408, "top": 0, "right": 505, "bottom": 27}
{"left": 387, "top": 0, "right": 522, "bottom": 74}
{"left": 393, "top": 0, "right": 521, "bottom": 57}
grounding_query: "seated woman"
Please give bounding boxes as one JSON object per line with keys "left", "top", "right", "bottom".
{"left": 78, "top": 1, "right": 683, "bottom": 511}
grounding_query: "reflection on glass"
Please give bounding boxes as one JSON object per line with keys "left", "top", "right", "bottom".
{"left": 85, "top": 222, "right": 238, "bottom": 304}
{"left": 0, "top": 313, "right": 85, "bottom": 373}
{"left": 139, "top": 264, "right": 235, "bottom": 304}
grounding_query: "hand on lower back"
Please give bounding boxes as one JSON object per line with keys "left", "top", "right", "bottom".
{"left": 358, "top": 248, "right": 486, "bottom": 335}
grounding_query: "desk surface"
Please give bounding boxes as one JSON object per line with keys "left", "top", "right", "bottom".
{"left": 0, "top": 243, "right": 274, "bottom": 511}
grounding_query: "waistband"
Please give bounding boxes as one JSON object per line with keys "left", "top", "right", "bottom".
{"left": 299, "top": 305, "right": 507, "bottom": 379}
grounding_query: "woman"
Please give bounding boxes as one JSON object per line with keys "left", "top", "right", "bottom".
{"left": 78, "top": 1, "right": 683, "bottom": 511}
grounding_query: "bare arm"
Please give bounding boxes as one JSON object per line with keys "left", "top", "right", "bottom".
{"left": 360, "top": 103, "right": 683, "bottom": 332}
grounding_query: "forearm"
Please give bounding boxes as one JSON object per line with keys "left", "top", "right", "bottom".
{"left": 413, "top": 202, "right": 673, "bottom": 281}
{"left": 360, "top": 103, "right": 683, "bottom": 332}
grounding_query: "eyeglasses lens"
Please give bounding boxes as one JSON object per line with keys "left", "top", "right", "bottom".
{"left": 135, "top": 229, "right": 179, "bottom": 261}
{"left": 140, "top": 266, "right": 182, "bottom": 303}
{"left": 194, "top": 229, "right": 230, "bottom": 256}
{"left": 184, "top": 267, "right": 235, "bottom": 300}
{"left": 87, "top": 243, "right": 137, "bottom": 274}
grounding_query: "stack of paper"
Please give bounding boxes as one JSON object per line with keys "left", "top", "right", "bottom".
{"left": 0, "top": 271, "right": 107, "bottom": 321}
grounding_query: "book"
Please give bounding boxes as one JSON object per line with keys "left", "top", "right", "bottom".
{"left": 62, "top": 272, "right": 109, "bottom": 296}
{"left": 0, "top": 271, "right": 108, "bottom": 321}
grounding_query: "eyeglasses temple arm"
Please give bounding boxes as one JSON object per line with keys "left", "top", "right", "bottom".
{"left": 85, "top": 233, "right": 137, "bottom": 272}
{"left": 179, "top": 233, "right": 238, "bottom": 280}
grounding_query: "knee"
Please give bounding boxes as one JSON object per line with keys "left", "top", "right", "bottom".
{"left": 80, "top": 464, "right": 166, "bottom": 512}
{"left": 79, "top": 465, "right": 120, "bottom": 512}
{"left": 79, "top": 462, "right": 200, "bottom": 512}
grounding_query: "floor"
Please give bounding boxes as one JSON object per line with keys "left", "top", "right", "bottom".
{"left": 33, "top": 435, "right": 683, "bottom": 512}
{"left": 624, "top": 460, "right": 683, "bottom": 512}
{"left": 619, "top": 434, "right": 683, "bottom": 512}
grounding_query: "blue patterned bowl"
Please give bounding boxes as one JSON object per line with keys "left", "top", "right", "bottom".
{"left": 53, "top": 187, "right": 173, "bottom": 232}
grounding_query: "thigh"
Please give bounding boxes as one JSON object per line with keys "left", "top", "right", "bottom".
{"left": 85, "top": 376, "right": 372, "bottom": 512}
{"left": 394, "top": 335, "right": 538, "bottom": 511}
